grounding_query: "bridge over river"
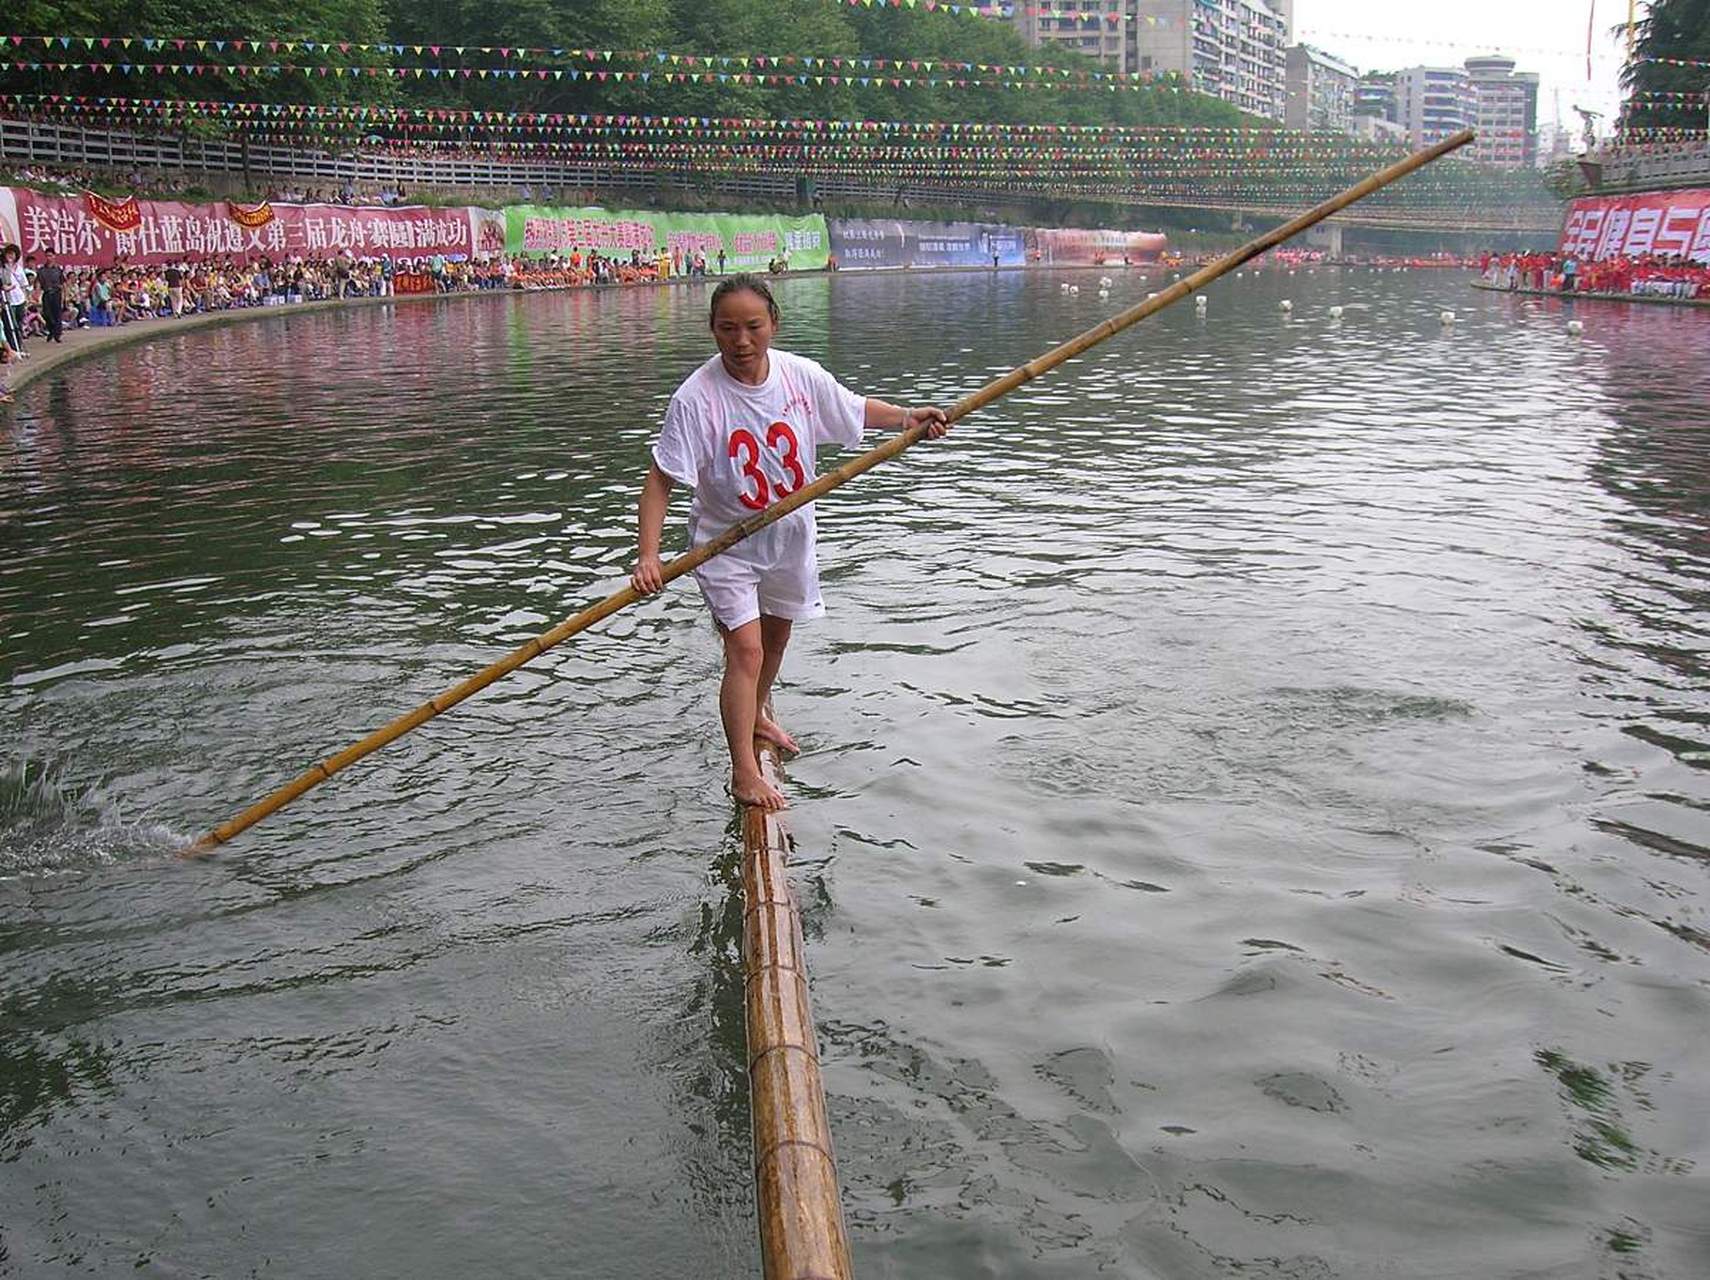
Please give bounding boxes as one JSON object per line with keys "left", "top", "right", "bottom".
{"left": 1, "top": 115, "right": 1565, "bottom": 244}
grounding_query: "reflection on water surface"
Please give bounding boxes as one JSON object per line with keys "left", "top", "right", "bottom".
{"left": 2, "top": 271, "right": 1708, "bottom": 1278}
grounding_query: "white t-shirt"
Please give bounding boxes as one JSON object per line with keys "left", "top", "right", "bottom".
{"left": 652, "top": 349, "right": 867, "bottom": 548}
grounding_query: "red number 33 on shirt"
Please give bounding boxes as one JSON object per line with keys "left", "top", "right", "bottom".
{"left": 728, "top": 421, "right": 806, "bottom": 511}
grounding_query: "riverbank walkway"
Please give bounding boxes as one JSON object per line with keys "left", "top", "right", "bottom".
{"left": 3, "top": 263, "right": 1048, "bottom": 398}
{"left": 3, "top": 278, "right": 687, "bottom": 397}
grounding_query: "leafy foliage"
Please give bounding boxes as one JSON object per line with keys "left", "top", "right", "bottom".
{"left": 3, "top": 0, "right": 391, "bottom": 106}
{"left": 0, "top": 0, "right": 1250, "bottom": 130}
{"left": 1620, "top": 0, "right": 1710, "bottom": 131}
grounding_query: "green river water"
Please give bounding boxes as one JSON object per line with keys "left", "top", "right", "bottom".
{"left": 1, "top": 269, "right": 1707, "bottom": 1277}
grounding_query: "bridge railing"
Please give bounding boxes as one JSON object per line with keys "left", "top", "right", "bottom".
{"left": 1585, "top": 141, "right": 1710, "bottom": 194}
{"left": 0, "top": 116, "right": 806, "bottom": 203}
{"left": 0, "top": 115, "right": 1553, "bottom": 234}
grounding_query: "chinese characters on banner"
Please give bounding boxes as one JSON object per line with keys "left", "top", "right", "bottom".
{"left": 0, "top": 188, "right": 480, "bottom": 267}
{"left": 0, "top": 186, "right": 1176, "bottom": 273}
{"left": 502, "top": 206, "right": 831, "bottom": 270}
{"left": 522, "top": 216, "right": 655, "bottom": 253}
{"left": 1560, "top": 191, "right": 1710, "bottom": 263}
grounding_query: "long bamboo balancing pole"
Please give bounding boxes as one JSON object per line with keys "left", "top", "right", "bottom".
{"left": 183, "top": 128, "right": 1473, "bottom": 857}
{"left": 742, "top": 739, "right": 851, "bottom": 1280}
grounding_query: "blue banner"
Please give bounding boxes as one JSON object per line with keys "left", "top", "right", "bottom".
{"left": 829, "top": 218, "right": 1026, "bottom": 270}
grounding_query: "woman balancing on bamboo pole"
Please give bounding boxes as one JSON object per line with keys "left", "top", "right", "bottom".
{"left": 182, "top": 133, "right": 1472, "bottom": 856}
{"left": 630, "top": 274, "right": 950, "bottom": 810}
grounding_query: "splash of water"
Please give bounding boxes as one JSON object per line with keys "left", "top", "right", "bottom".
{"left": 0, "top": 759, "right": 185, "bottom": 877}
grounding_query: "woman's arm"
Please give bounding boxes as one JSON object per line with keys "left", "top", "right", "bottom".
{"left": 631, "top": 462, "right": 675, "bottom": 594}
{"left": 864, "top": 398, "right": 951, "bottom": 439}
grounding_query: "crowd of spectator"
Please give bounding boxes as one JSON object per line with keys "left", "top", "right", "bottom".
{"left": 1480, "top": 250, "right": 1710, "bottom": 300}
{"left": 260, "top": 182, "right": 411, "bottom": 206}
{"left": 0, "top": 238, "right": 743, "bottom": 401}
{"left": 3, "top": 163, "right": 193, "bottom": 200}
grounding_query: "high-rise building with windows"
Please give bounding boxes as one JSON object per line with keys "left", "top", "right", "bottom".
{"left": 1285, "top": 45, "right": 1358, "bottom": 132}
{"left": 1128, "top": 0, "right": 1292, "bottom": 121}
{"left": 1009, "top": 0, "right": 1293, "bottom": 118}
{"left": 1465, "top": 55, "right": 1540, "bottom": 169}
{"left": 1353, "top": 72, "right": 1398, "bottom": 124}
{"left": 1394, "top": 66, "right": 1478, "bottom": 148}
{"left": 1008, "top": 1, "right": 1143, "bottom": 75}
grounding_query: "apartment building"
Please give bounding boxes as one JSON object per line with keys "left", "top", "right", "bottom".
{"left": 1285, "top": 44, "right": 1358, "bottom": 132}
{"left": 1019, "top": 0, "right": 1294, "bottom": 120}
{"left": 1008, "top": 0, "right": 1142, "bottom": 75}
{"left": 1465, "top": 55, "right": 1540, "bottom": 169}
{"left": 1394, "top": 65, "right": 1479, "bottom": 147}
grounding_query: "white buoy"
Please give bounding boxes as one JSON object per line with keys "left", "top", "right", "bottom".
{"left": 1440, "top": 310, "right": 1456, "bottom": 325}
{"left": 1280, "top": 300, "right": 1293, "bottom": 313}
{"left": 1099, "top": 275, "right": 1114, "bottom": 289}
{"left": 1060, "top": 282, "right": 1071, "bottom": 293}
{"left": 1236, "top": 271, "right": 1244, "bottom": 278}
{"left": 1070, "top": 285, "right": 1080, "bottom": 295}
{"left": 1147, "top": 291, "right": 1158, "bottom": 299}
{"left": 1329, "top": 305, "right": 1344, "bottom": 319}
{"left": 1098, "top": 288, "right": 1110, "bottom": 299}
{"left": 1567, "top": 319, "right": 1585, "bottom": 335}
{"left": 1195, "top": 295, "right": 1209, "bottom": 311}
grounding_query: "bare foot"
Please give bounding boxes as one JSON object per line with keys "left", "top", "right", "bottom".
{"left": 753, "top": 714, "right": 799, "bottom": 755}
{"left": 732, "top": 770, "right": 788, "bottom": 811}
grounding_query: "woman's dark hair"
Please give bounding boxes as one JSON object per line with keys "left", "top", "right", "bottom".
{"left": 0, "top": 244, "right": 18, "bottom": 264}
{"left": 710, "top": 272, "right": 779, "bottom": 328}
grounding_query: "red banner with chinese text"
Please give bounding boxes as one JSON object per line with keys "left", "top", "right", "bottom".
{"left": 1559, "top": 190, "right": 1710, "bottom": 263}
{"left": 0, "top": 188, "right": 480, "bottom": 267}
{"left": 227, "top": 201, "right": 276, "bottom": 229}
{"left": 84, "top": 191, "right": 141, "bottom": 232}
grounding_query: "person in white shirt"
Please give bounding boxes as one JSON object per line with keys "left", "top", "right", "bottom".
{"left": 632, "top": 274, "right": 949, "bottom": 810}
{"left": 0, "top": 244, "right": 29, "bottom": 356}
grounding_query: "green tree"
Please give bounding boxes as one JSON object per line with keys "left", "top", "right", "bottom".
{"left": 0, "top": 0, "right": 393, "bottom": 108}
{"left": 1620, "top": 0, "right": 1710, "bottom": 133}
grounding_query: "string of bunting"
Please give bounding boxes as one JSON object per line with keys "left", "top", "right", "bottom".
{"left": 244, "top": 157, "right": 1519, "bottom": 208}
{"left": 70, "top": 140, "right": 1498, "bottom": 202}
{"left": 1630, "top": 55, "right": 1710, "bottom": 71}
{"left": 1614, "top": 126, "right": 1710, "bottom": 139}
{"left": 11, "top": 21, "right": 1677, "bottom": 83}
{"left": 0, "top": 58, "right": 1194, "bottom": 94}
{"left": 1295, "top": 27, "right": 1606, "bottom": 60}
{"left": 767, "top": 1, "right": 1169, "bottom": 21}
{"left": 0, "top": 94, "right": 1404, "bottom": 144}
{"left": 71, "top": 129, "right": 1411, "bottom": 168}
{"left": 0, "top": 97, "right": 1547, "bottom": 204}
{"left": 36, "top": 19, "right": 1615, "bottom": 66}
{"left": 0, "top": 34, "right": 1183, "bottom": 83}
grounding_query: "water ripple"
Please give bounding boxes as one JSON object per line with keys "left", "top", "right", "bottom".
{"left": 2, "top": 271, "right": 1708, "bottom": 1277}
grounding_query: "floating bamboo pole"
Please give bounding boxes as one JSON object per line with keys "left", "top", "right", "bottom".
{"left": 183, "top": 128, "right": 1473, "bottom": 857}
{"left": 742, "top": 740, "right": 851, "bottom": 1280}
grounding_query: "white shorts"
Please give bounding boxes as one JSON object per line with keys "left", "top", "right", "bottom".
{"left": 691, "top": 519, "right": 826, "bottom": 631}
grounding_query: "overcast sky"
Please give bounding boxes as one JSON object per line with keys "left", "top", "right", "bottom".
{"left": 1293, "top": 0, "right": 1643, "bottom": 138}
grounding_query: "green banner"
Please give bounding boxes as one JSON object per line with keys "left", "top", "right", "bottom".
{"left": 505, "top": 205, "right": 830, "bottom": 270}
